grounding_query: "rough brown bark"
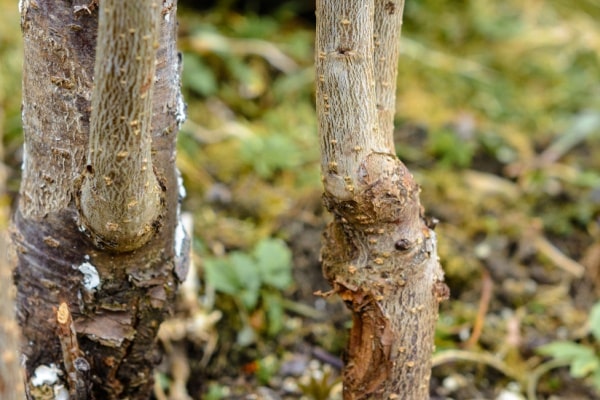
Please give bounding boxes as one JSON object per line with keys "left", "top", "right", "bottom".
{"left": 315, "top": 1, "right": 449, "bottom": 399}
{"left": 12, "top": 0, "right": 187, "bottom": 398}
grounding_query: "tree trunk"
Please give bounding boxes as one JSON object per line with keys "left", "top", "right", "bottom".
{"left": 1, "top": 234, "right": 24, "bottom": 400}
{"left": 79, "top": 0, "right": 163, "bottom": 253}
{"left": 12, "top": 0, "right": 187, "bottom": 398}
{"left": 1, "top": 106, "right": 24, "bottom": 399}
{"left": 315, "top": 1, "right": 449, "bottom": 399}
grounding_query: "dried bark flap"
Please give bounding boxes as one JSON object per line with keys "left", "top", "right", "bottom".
{"left": 336, "top": 282, "right": 394, "bottom": 396}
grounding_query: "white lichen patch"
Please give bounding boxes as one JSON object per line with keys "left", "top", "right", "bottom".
{"left": 31, "top": 363, "right": 62, "bottom": 386}
{"left": 18, "top": 0, "right": 28, "bottom": 14}
{"left": 174, "top": 173, "right": 189, "bottom": 259}
{"left": 175, "top": 92, "right": 187, "bottom": 128}
{"left": 78, "top": 261, "right": 101, "bottom": 291}
{"left": 21, "top": 143, "right": 27, "bottom": 171}
{"left": 177, "top": 170, "right": 187, "bottom": 200}
{"left": 174, "top": 215, "right": 186, "bottom": 258}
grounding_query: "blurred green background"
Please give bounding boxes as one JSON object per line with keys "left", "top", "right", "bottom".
{"left": 2, "top": 0, "right": 600, "bottom": 398}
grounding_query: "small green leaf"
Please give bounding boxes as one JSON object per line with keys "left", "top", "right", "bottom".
{"left": 240, "top": 135, "right": 301, "bottom": 178}
{"left": 239, "top": 288, "right": 260, "bottom": 310}
{"left": 205, "top": 383, "right": 228, "bottom": 400}
{"left": 204, "top": 252, "right": 262, "bottom": 309}
{"left": 229, "top": 252, "right": 260, "bottom": 286}
{"left": 257, "top": 355, "right": 279, "bottom": 386}
{"left": 203, "top": 258, "right": 239, "bottom": 295}
{"left": 590, "top": 302, "right": 600, "bottom": 341}
{"left": 570, "top": 353, "right": 599, "bottom": 378}
{"left": 262, "top": 290, "right": 285, "bottom": 336}
{"left": 538, "top": 341, "right": 594, "bottom": 361}
{"left": 253, "top": 238, "right": 292, "bottom": 289}
{"left": 229, "top": 252, "right": 261, "bottom": 309}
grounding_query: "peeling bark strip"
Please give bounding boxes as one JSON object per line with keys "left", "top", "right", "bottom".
{"left": 13, "top": 0, "right": 187, "bottom": 398}
{"left": 56, "top": 302, "right": 90, "bottom": 398}
{"left": 79, "top": 0, "right": 162, "bottom": 252}
{"left": 315, "top": 1, "right": 448, "bottom": 399}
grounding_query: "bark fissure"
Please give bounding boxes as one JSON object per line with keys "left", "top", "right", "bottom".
{"left": 316, "top": 1, "right": 448, "bottom": 399}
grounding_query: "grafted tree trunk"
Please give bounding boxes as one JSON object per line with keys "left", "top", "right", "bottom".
{"left": 315, "top": 1, "right": 448, "bottom": 399}
{"left": 12, "top": 0, "right": 187, "bottom": 398}
{"left": 79, "top": 0, "right": 163, "bottom": 252}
